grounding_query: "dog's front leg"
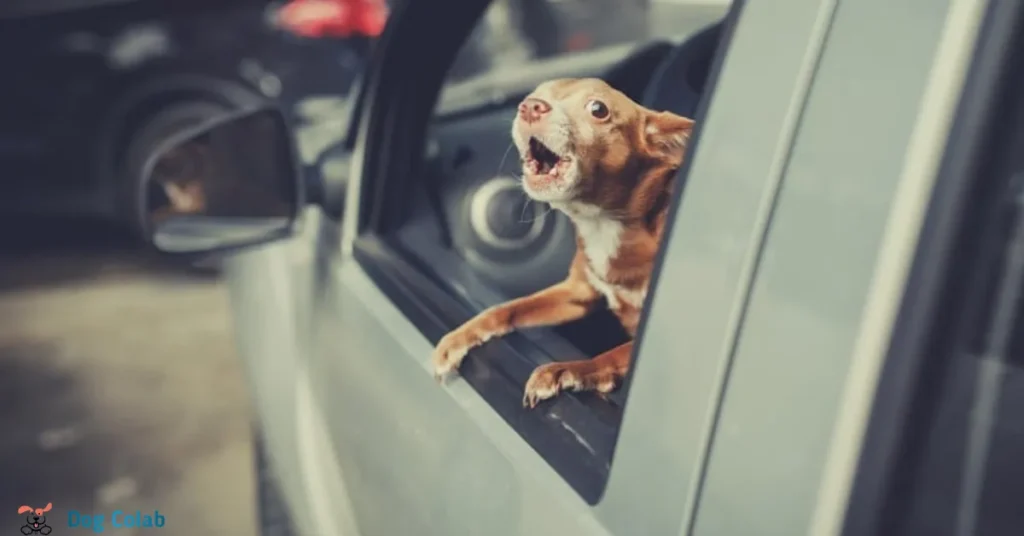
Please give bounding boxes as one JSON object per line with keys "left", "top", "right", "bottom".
{"left": 432, "top": 278, "right": 599, "bottom": 381}
{"left": 522, "top": 341, "right": 632, "bottom": 408}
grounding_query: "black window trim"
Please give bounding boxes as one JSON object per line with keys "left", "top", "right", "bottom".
{"left": 347, "top": 0, "right": 747, "bottom": 504}
{"left": 842, "top": 0, "right": 1024, "bottom": 533}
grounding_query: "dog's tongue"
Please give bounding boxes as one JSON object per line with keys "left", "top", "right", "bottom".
{"left": 33, "top": 523, "right": 38, "bottom": 527}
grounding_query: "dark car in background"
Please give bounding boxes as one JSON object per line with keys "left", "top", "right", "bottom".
{"left": 0, "top": 0, "right": 365, "bottom": 238}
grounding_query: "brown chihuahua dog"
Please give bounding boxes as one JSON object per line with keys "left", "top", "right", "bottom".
{"left": 432, "top": 78, "right": 695, "bottom": 407}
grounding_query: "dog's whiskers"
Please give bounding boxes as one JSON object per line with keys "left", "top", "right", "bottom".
{"left": 518, "top": 193, "right": 552, "bottom": 223}
{"left": 496, "top": 142, "right": 517, "bottom": 176}
{"left": 518, "top": 193, "right": 532, "bottom": 223}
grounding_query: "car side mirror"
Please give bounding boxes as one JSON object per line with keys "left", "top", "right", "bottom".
{"left": 140, "top": 106, "right": 303, "bottom": 255}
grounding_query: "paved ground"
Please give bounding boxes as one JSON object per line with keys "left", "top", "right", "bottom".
{"left": 0, "top": 222, "right": 257, "bottom": 536}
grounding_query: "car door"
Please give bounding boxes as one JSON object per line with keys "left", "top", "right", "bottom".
{"left": 292, "top": 0, "right": 843, "bottom": 535}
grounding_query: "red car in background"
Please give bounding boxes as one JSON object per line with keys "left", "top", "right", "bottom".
{"left": 276, "top": 0, "right": 388, "bottom": 39}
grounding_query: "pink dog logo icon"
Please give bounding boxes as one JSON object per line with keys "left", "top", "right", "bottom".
{"left": 18, "top": 503, "right": 53, "bottom": 535}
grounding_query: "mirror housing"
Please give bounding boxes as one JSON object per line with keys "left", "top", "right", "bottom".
{"left": 139, "top": 105, "right": 303, "bottom": 255}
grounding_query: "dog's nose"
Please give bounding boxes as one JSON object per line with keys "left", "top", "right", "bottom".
{"left": 518, "top": 98, "right": 551, "bottom": 123}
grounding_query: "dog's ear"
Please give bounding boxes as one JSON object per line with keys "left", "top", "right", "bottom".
{"left": 643, "top": 111, "right": 695, "bottom": 163}
{"left": 41, "top": 503, "right": 52, "bottom": 513}
{"left": 18, "top": 506, "right": 32, "bottom": 515}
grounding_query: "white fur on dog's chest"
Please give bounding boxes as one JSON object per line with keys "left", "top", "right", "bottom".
{"left": 585, "top": 268, "right": 621, "bottom": 309}
{"left": 575, "top": 216, "right": 622, "bottom": 278}
{"left": 565, "top": 211, "right": 631, "bottom": 309}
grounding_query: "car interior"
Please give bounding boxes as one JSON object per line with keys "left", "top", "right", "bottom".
{"left": 349, "top": 0, "right": 734, "bottom": 502}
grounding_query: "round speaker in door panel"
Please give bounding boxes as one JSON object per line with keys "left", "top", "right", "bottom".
{"left": 469, "top": 176, "right": 549, "bottom": 251}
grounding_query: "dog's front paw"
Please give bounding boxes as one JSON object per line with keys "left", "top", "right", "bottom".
{"left": 523, "top": 362, "right": 583, "bottom": 408}
{"left": 432, "top": 328, "right": 482, "bottom": 382}
{"left": 432, "top": 307, "right": 511, "bottom": 383}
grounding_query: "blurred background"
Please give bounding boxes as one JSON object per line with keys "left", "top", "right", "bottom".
{"left": 0, "top": 0, "right": 722, "bottom": 533}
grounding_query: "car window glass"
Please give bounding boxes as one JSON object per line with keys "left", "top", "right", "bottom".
{"left": 888, "top": 104, "right": 1024, "bottom": 536}
{"left": 897, "top": 210, "right": 1024, "bottom": 536}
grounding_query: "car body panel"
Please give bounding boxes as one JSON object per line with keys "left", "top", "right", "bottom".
{"left": 221, "top": 208, "right": 324, "bottom": 533}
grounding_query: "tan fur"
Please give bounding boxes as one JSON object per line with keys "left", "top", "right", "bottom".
{"left": 432, "top": 78, "right": 694, "bottom": 408}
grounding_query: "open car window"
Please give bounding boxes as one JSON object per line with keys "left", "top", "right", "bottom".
{"left": 349, "top": 0, "right": 738, "bottom": 504}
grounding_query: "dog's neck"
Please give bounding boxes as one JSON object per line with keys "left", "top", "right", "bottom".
{"left": 553, "top": 163, "right": 677, "bottom": 227}
{"left": 557, "top": 201, "right": 625, "bottom": 282}
{"left": 549, "top": 200, "right": 603, "bottom": 220}
{"left": 551, "top": 163, "right": 677, "bottom": 283}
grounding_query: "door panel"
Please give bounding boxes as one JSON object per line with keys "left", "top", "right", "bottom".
{"left": 310, "top": 261, "right": 612, "bottom": 536}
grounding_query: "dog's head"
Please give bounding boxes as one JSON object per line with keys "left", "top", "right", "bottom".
{"left": 511, "top": 78, "right": 694, "bottom": 211}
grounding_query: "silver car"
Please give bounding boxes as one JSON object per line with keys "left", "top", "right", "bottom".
{"left": 141, "top": 0, "right": 1024, "bottom": 534}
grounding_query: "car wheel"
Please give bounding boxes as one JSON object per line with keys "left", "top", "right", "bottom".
{"left": 254, "top": 433, "right": 297, "bottom": 536}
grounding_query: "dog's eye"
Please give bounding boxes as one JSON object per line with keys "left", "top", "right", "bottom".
{"left": 586, "top": 99, "right": 609, "bottom": 119}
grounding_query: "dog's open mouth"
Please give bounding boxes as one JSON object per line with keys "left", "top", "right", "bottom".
{"left": 525, "top": 137, "right": 570, "bottom": 177}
